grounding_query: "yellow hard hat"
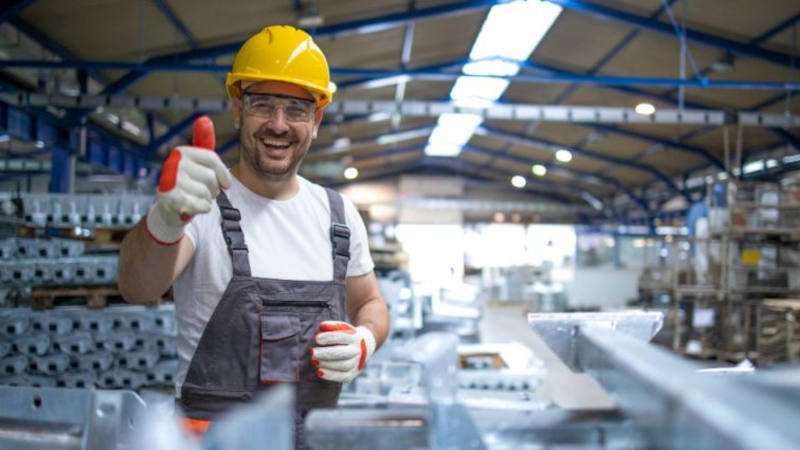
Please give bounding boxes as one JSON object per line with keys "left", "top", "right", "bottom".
{"left": 226, "top": 25, "right": 332, "bottom": 108}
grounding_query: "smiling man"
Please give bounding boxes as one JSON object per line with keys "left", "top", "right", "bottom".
{"left": 117, "top": 25, "right": 389, "bottom": 450}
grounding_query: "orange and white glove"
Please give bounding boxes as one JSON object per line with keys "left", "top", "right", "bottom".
{"left": 310, "top": 321, "right": 376, "bottom": 383}
{"left": 145, "top": 116, "right": 231, "bottom": 245}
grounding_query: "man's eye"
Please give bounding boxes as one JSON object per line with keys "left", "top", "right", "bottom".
{"left": 286, "top": 106, "right": 307, "bottom": 117}
{"left": 251, "top": 100, "right": 273, "bottom": 109}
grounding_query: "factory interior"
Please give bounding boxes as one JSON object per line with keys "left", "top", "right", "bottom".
{"left": 1, "top": 0, "right": 800, "bottom": 449}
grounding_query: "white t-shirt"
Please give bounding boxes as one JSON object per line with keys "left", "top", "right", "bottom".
{"left": 172, "top": 175, "right": 374, "bottom": 393}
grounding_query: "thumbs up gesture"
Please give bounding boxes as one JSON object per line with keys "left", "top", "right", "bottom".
{"left": 144, "top": 116, "right": 232, "bottom": 245}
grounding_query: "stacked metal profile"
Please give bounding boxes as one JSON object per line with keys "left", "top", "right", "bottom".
{"left": 13, "top": 193, "right": 152, "bottom": 229}
{"left": 0, "top": 237, "right": 119, "bottom": 288}
{"left": 0, "top": 304, "right": 177, "bottom": 390}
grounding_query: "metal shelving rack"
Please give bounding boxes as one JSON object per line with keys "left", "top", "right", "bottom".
{"left": 670, "top": 180, "right": 800, "bottom": 364}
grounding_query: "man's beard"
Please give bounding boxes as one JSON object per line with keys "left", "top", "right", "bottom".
{"left": 240, "top": 127, "right": 307, "bottom": 180}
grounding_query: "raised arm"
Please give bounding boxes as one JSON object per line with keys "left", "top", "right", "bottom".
{"left": 118, "top": 116, "right": 231, "bottom": 304}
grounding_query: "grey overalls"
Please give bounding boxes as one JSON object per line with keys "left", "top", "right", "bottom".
{"left": 177, "top": 188, "right": 349, "bottom": 450}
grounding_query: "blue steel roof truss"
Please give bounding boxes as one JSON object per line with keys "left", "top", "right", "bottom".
{"left": 0, "top": 0, "right": 797, "bottom": 217}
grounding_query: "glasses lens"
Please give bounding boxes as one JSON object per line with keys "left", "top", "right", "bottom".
{"left": 243, "top": 93, "right": 314, "bottom": 122}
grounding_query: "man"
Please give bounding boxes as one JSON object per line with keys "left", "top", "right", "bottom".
{"left": 117, "top": 25, "right": 389, "bottom": 449}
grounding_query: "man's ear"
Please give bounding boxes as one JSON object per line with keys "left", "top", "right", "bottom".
{"left": 312, "top": 107, "right": 324, "bottom": 139}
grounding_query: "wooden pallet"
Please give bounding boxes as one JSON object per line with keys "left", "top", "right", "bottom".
{"left": 29, "top": 286, "right": 124, "bottom": 310}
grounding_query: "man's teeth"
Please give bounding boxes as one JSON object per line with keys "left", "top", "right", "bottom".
{"left": 259, "top": 137, "right": 290, "bottom": 148}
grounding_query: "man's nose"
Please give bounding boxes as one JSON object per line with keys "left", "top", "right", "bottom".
{"left": 266, "top": 107, "right": 290, "bottom": 132}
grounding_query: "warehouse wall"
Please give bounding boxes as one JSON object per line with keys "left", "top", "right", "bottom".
{"left": 564, "top": 263, "right": 639, "bottom": 310}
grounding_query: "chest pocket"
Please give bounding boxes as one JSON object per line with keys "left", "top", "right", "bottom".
{"left": 259, "top": 314, "right": 300, "bottom": 383}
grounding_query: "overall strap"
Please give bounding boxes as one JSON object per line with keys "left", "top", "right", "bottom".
{"left": 216, "top": 190, "right": 251, "bottom": 277}
{"left": 325, "top": 188, "right": 350, "bottom": 282}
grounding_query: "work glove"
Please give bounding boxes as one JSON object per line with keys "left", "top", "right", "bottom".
{"left": 310, "top": 321, "right": 376, "bottom": 383}
{"left": 145, "top": 116, "right": 232, "bottom": 245}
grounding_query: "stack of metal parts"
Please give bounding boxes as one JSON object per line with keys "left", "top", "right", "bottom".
{"left": 0, "top": 237, "right": 119, "bottom": 288}
{"left": 340, "top": 338, "right": 547, "bottom": 413}
{"left": 418, "top": 283, "right": 483, "bottom": 342}
{"left": 11, "top": 193, "right": 152, "bottom": 228}
{"left": 0, "top": 385, "right": 149, "bottom": 450}
{"left": 4, "top": 312, "right": 800, "bottom": 449}
{"left": 306, "top": 312, "right": 800, "bottom": 450}
{"left": 757, "top": 299, "right": 800, "bottom": 365}
{"left": 377, "top": 270, "right": 421, "bottom": 342}
{"left": 0, "top": 304, "right": 177, "bottom": 390}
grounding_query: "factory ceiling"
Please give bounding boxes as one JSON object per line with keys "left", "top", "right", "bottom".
{"left": 0, "top": 0, "right": 799, "bottom": 224}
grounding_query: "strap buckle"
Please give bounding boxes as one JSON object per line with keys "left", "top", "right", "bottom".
{"left": 332, "top": 223, "right": 350, "bottom": 239}
{"left": 331, "top": 223, "right": 350, "bottom": 259}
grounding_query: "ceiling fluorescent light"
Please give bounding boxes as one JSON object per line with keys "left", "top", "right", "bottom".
{"left": 428, "top": 113, "right": 482, "bottom": 147}
{"left": 743, "top": 160, "right": 765, "bottom": 174}
{"left": 463, "top": 59, "right": 520, "bottom": 76}
{"left": 424, "top": 0, "right": 562, "bottom": 158}
{"left": 783, "top": 154, "right": 800, "bottom": 164}
{"left": 470, "top": 0, "right": 562, "bottom": 62}
{"left": 581, "top": 191, "right": 604, "bottom": 211}
{"left": 376, "top": 127, "right": 432, "bottom": 145}
{"left": 367, "top": 112, "right": 392, "bottom": 123}
{"left": 359, "top": 74, "right": 411, "bottom": 90}
{"left": 450, "top": 76, "right": 510, "bottom": 108}
{"left": 425, "top": 143, "right": 463, "bottom": 157}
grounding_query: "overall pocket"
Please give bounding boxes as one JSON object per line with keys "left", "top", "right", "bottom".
{"left": 259, "top": 313, "right": 300, "bottom": 383}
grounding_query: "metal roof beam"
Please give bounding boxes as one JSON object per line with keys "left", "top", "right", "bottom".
{"left": 461, "top": 143, "right": 650, "bottom": 213}
{"left": 0, "top": 0, "right": 35, "bottom": 25}
{"left": 545, "top": 0, "right": 797, "bottom": 69}
{"left": 588, "top": 123, "right": 725, "bottom": 169}
{"left": 422, "top": 156, "right": 581, "bottom": 204}
{"left": 6, "top": 59, "right": 800, "bottom": 91}
{"left": 89, "top": 0, "right": 501, "bottom": 100}
{"left": 153, "top": 0, "right": 197, "bottom": 50}
{"left": 325, "top": 160, "right": 421, "bottom": 187}
{"left": 478, "top": 124, "right": 689, "bottom": 201}
{"left": 308, "top": 124, "right": 434, "bottom": 159}
{"left": 143, "top": 112, "right": 204, "bottom": 156}
{"left": 349, "top": 141, "right": 645, "bottom": 212}
{"left": 551, "top": 0, "right": 678, "bottom": 104}
{"left": 751, "top": 11, "right": 800, "bottom": 46}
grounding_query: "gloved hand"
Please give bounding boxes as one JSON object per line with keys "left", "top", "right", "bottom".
{"left": 145, "top": 116, "right": 232, "bottom": 245}
{"left": 310, "top": 321, "right": 376, "bottom": 383}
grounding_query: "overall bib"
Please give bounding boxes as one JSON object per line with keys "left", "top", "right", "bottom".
{"left": 177, "top": 188, "right": 349, "bottom": 450}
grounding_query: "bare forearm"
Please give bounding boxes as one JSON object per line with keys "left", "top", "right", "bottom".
{"left": 351, "top": 297, "right": 389, "bottom": 348}
{"left": 117, "top": 221, "right": 184, "bottom": 304}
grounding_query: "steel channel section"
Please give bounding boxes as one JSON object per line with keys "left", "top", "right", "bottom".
{"left": 0, "top": 386, "right": 146, "bottom": 450}
{"left": 574, "top": 326, "right": 800, "bottom": 449}
{"left": 306, "top": 408, "right": 649, "bottom": 450}
{"left": 528, "top": 312, "right": 664, "bottom": 372}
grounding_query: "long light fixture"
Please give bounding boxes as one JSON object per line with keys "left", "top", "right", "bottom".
{"left": 424, "top": 0, "right": 563, "bottom": 157}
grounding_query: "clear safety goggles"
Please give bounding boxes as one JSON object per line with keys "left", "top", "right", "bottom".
{"left": 241, "top": 92, "right": 316, "bottom": 122}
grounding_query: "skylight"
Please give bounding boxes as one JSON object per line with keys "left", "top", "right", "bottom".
{"left": 425, "top": 0, "right": 563, "bottom": 157}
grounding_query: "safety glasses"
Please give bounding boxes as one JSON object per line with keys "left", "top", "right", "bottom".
{"left": 241, "top": 92, "right": 316, "bottom": 122}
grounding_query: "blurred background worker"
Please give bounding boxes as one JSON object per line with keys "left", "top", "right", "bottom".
{"left": 117, "top": 25, "right": 389, "bottom": 450}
